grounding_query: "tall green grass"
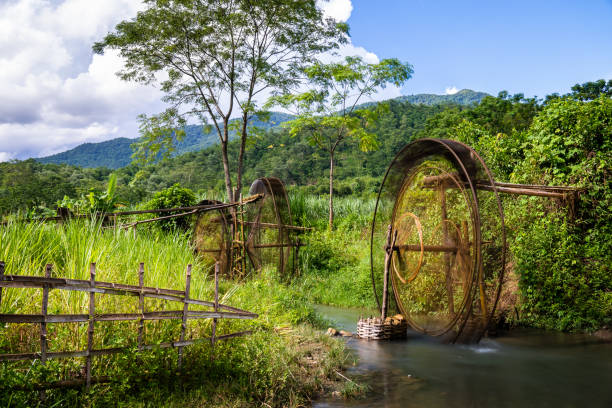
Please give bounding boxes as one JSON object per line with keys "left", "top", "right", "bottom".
{"left": 289, "top": 192, "right": 376, "bottom": 231}
{"left": 0, "top": 219, "right": 355, "bottom": 407}
{"left": 0, "top": 219, "right": 213, "bottom": 315}
{"left": 288, "top": 192, "right": 379, "bottom": 309}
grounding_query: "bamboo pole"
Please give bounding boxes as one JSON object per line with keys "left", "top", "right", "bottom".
{"left": 0, "top": 331, "right": 253, "bottom": 363}
{"left": 1, "top": 194, "right": 264, "bottom": 226}
{"left": 40, "top": 264, "right": 52, "bottom": 364}
{"left": 439, "top": 187, "right": 455, "bottom": 316}
{"left": 178, "top": 265, "right": 191, "bottom": 369}
{"left": 382, "top": 225, "right": 397, "bottom": 320}
{"left": 239, "top": 195, "right": 247, "bottom": 276}
{"left": 0, "top": 275, "right": 255, "bottom": 315}
{"left": 394, "top": 244, "right": 459, "bottom": 252}
{"left": 212, "top": 263, "right": 219, "bottom": 350}
{"left": 137, "top": 263, "right": 145, "bottom": 351}
{"left": 86, "top": 263, "right": 96, "bottom": 390}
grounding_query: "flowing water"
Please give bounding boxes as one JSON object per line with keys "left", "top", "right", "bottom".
{"left": 314, "top": 305, "right": 612, "bottom": 408}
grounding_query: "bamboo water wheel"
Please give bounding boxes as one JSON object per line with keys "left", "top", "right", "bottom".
{"left": 192, "top": 199, "right": 231, "bottom": 273}
{"left": 371, "top": 139, "right": 507, "bottom": 343}
{"left": 246, "top": 177, "right": 294, "bottom": 279}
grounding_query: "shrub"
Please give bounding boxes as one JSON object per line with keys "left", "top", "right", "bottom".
{"left": 143, "top": 183, "right": 197, "bottom": 231}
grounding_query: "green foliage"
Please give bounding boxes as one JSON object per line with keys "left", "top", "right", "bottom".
{"left": 438, "top": 93, "right": 611, "bottom": 331}
{"left": 143, "top": 183, "right": 197, "bottom": 230}
{"left": 505, "top": 96, "right": 612, "bottom": 331}
{"left": 268, "top": 55, "right": 412, "bottom": 228}
{"left": 54, "top": 173, "right": 124, "bottom": 214}
{"left": 132, "top": 109, "right": 187, "bottom": 167}
{"left": 570, "top": 78, "right": 612, "bottom": 101}
{"left": 513, "top": 214, "right": 611, "bottom": 330}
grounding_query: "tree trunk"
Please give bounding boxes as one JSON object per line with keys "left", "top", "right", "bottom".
{"left": 328, "top": 150, "right": 335, "bottom": 231}
{"left": 220, "top": 134, "right": 233, "bottom": 203}
{"left": 235, "top": 112, "right": 249, "bottom": 202}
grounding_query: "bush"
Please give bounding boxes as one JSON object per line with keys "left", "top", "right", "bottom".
{"left": 143, "top": 183, "right": 197, "bottom": 231}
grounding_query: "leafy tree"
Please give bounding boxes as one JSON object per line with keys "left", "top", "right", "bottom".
{"left": 94, "top": 0, "right": 347, "bottom": 202}
{"left": 268, "top": 56, "right": 412, "bottom": 229}
{"left": 570, "top": 79, "right": 612, "bottom": 101}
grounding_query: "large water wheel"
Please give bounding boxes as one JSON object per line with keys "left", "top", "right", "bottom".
{"left": 371, "top": 139, "right": 506, "bottom": 343}
{"left": 245, "top": 177, "right": 294, "bottom": 279}
{"left": 192, "top": 199, "right": 231, "bottom": 274}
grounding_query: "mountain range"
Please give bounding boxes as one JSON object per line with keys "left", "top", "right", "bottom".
{"left": 36, "top": 90, "right": 488, "bottom": 169}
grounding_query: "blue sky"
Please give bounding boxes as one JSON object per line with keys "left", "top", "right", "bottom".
{"left": 0, "top": 0, "right": 611, "bottom": 160}
{"left": 347, "top": 0, "right": 612, "bottom": 97}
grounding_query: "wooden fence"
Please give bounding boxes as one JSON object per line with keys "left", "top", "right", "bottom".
{"left": 0, "top": 261, "right": 257, "bottom": 390}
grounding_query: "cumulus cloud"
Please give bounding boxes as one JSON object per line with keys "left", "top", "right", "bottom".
{"left": 445, "top": 86, "right": 459, "bottom": 95}
{"left": 0, "top": 0, "right": 161, "bottom": 160}
{"left": 0, "top": 152, "right": 16, "bottom": 163}
{"left": 1, "top": 0, "right": 401, "bottom": 161}
{"left": 319, "top": 0, "right": 353, "bottom": 22}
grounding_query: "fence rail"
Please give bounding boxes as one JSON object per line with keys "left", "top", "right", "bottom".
{"left": 0, "top": 261, "right": 257, "bottom": 390}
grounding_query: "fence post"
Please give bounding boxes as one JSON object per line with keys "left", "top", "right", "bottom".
{"left": 86, "top": 263, "right": 96, "bottom": 390}
{"left": 212, "top": 262, "right": 219, "bottom": 350}
{"left": 39, "top": 263, "right": 52, "bottom": 401}
{"left": 178, "top": 264, "right": 191, "bottom": 369}
{"left": 40, "top": 264, "right": 52, "bottom": 364}
{"left": 137, "top": 263, "right": 145, "bottom": 351}
{"left": 0, "top": 261, "right": 4, "bottom": 307}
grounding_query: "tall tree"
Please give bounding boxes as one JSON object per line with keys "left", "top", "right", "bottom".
{"left": 94, "top": 0, "right": 347, "bottom": 201}
{"left": 268, "top": 56, "right": 412, "bottom": 229}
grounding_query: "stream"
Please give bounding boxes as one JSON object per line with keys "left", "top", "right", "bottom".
{"left": 314, "top": 305, "right": 612, "bottom": 408}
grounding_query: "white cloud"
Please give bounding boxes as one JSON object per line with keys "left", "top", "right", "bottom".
{"left": 319, "top": 0, "right": 353, "bottom": 22}
{"left": 0, "top": 0, "right": 157, "bottom": 159}
{"left": 0, "top": 0, "right": 401, "bottom": 160}
{"left": 0, "top": 152, "right": 16, "bottom": 163}
{"left": 445, "top": 86, "right": 459, "bottom": 95}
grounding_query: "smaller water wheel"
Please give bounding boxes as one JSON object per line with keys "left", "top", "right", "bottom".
{"left": 192, "top": 200, "right": 231, "bottom": 274}
{"left": 245, "top": 177, "right": 294, "bottom": 279}
{"left": 371, "top": 139, "right": 506, "bottom": 343}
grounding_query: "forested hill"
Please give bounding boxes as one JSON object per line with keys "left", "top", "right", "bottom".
{"left": 35, "top": 91, "right": 487, "bottom": 169}
{"left": 37, "top": 112, "right": 294, "bottom": 169}
{"left": 398, "top": 89, "right": 489, "bottom": 105}
{"left": 3, "top": 99, "right": 453, "bottom": 212}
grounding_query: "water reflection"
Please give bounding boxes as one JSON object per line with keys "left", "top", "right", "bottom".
{"left": 315, "top": 305, "right": 612, "bottom": 408}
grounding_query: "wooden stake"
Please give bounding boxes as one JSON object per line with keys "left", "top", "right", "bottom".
{"left": 137, "top": 263, "right": 145, "bottom": 351}
{"left": 40, "top": 264, "right": 52, "bottom": 364}
{"left": 212, "top": 262, "right": 219, "bottom": 354}
{"left": 86, "top": 263, "right": 96, "bottom": 390}
{"left": 178, "top": 264, "right": 191, "bottom": 369}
